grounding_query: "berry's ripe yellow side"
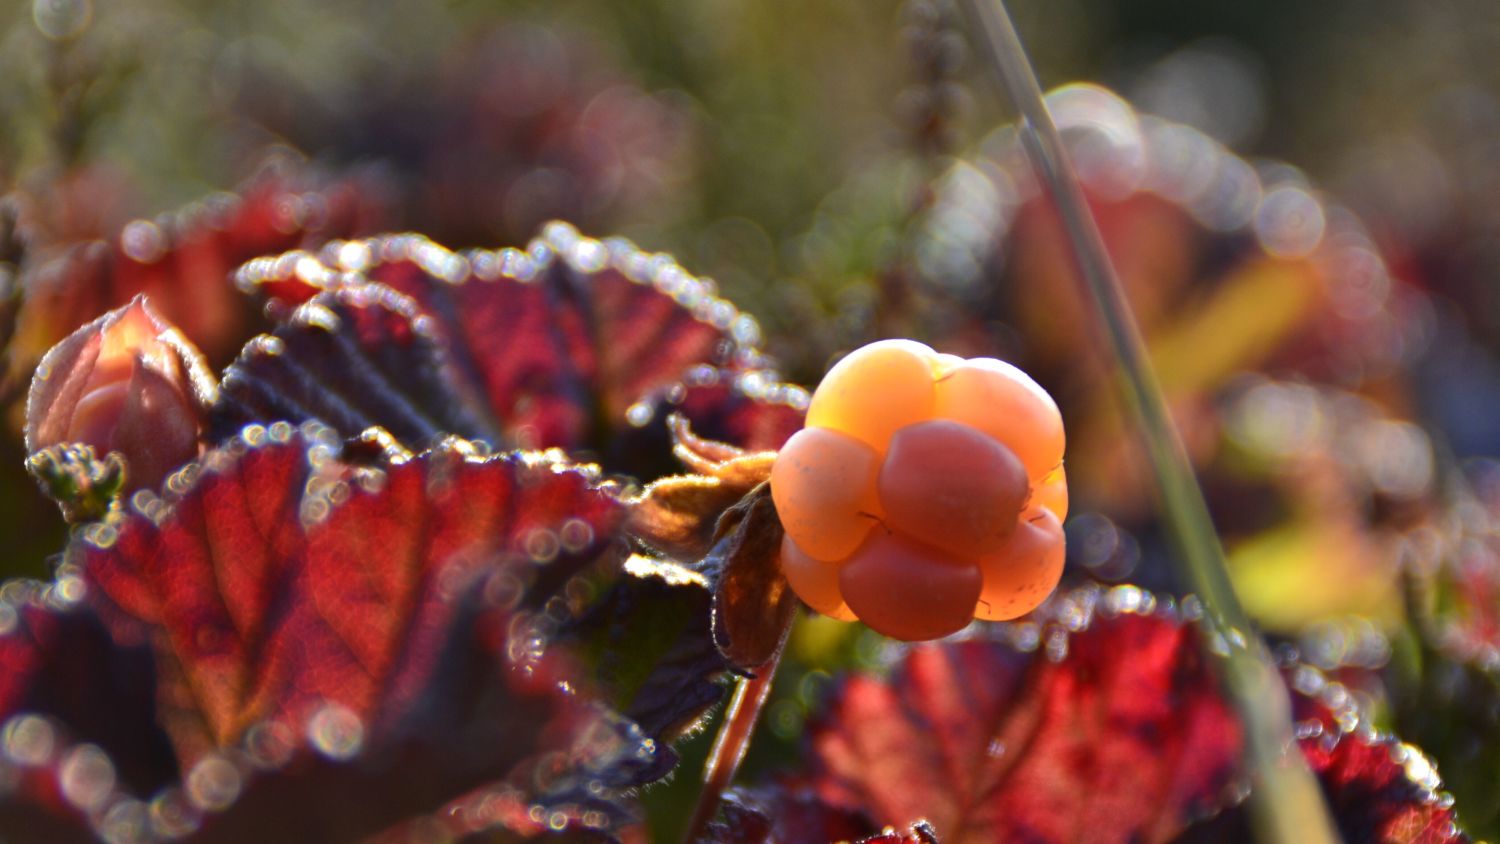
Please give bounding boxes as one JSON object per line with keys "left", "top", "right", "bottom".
{"left": 933, "top": 357, "right": 1065, "bottom": 481}
{"left": 770, "top": 427, "right": 883, "bottom": 562}
{"left": 930, "top": 352, "right": 966, "bottom": 377}
{"left": 1031, "top": 465, "right": 1069, "bottom": 522}
{"left": 805, "top": 339, "right": 937, "bottom": 452}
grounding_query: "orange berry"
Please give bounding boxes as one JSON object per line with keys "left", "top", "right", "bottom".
{"left": 839, "top": 531, "right": 981, "bottom": 641}
{"left": 780, "top": 341, "right": 1069, "bottom": 640}
{"left": 805, "top": 339, "right": 936, "bottom": 452}
{"left": 877, "top": 420, "right": 1028, "bottom": 559}
{"left": 974, "top": 509, "right": 1065, "bottom": 621}
{"left": 1031, "top": 465, "right": 1069, "bottom": 522}
{"left": 771, "top": 427, "right": 882, "bottom": 562}
{"left": 930, "top": 352, "right": 966, "bottom": 377}
{"left": 780, "top": 535, "right": 856, "bottom": 621}
{"left": 933, "top": 357, "right": 1064, "bottom": 481}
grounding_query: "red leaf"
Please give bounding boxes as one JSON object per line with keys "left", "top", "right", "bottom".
{"left": 1300, "top": 732, "right": 1462, "bottom": 844}
{"left": 8, "top": 162, "right": 387, "bottom": 395}
{"left": 0, "top": 422, "right": 662, "bottom": 840}
{"left": 233, "top": 225, "right": 784, "bottom": 456}
{"left": 783, "top": 586, "right": 1466, "bottom": 844}
{"left": 211, "top": 285, "right": 490, "bottom": 448}
{"left": 0, "top": 582, "right": 178, "bottom": 792}
{"left": 79, "top": 422, "right": 619, "bottom": 757}
{"left": 803, "top": 610, "right": 1239, "bottom": 843}
{"left": 0, "top": 583, "right": 177, "bottom": 842}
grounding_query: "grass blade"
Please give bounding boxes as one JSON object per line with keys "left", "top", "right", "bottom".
{"left": 959, "top": 3, "right": 1339, "bottom": 841}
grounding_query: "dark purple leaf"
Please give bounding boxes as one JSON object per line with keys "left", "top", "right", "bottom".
{"left": 211, "top": 286, "right": 490, "bottom": 448}
{"left": 560, "top": 554, "right": 727, "bottom": 751}
{"left": 700, "top": 787, "right": 881, "bottom": 844}
{"left": 229, "top": 224, "right": 797, "bottom": 461}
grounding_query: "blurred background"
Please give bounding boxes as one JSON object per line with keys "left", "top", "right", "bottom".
{"left": 5, "top": 0, "right": 1500, "bottom": 837}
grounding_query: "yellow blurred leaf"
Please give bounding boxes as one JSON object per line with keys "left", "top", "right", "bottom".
{"left": 1226, "top": 519, "right": 1402, "bottom": 631}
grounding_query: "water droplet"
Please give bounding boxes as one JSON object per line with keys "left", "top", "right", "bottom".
{"left": 524, "top": 529, "right": 560, "bottom": 564}
{"left": 97, "top": 797, "right": 148, "bottom": 844}
{"left": 59, "top": 744, "right": 115, "bottom": 811}
{"left": 186, "top": 754, "right": 242, "bottom": 811}
{"left": 336, "top": 241, "right": 372, "bottom": 272}
{"left": 707, "top": 299, "right": 736, "bottom": 330}
{"left": 571, "top": 239, "right": 608, "bottom": 273}
{"left": 730, "top": 315, "right": 762, "bottom": 347}
{"left": 1294, "top": 720, "right": 1324, "bottom": 741}
{"left": 84, "top": 521, "right": 120, "bottom": 549}
{"left": 149, "top": 788, "right": 201, "bottom": 839}
{"left": 3, "top": 714, "right": 54, "bottom": 765}
{"left": 559, "top": 519, "right": 594, "bottom": 553}
{"left": 1012, "top": 622, "right": 1041, "bottom": 652}
{"left": 1397, "top": 742, "right": 1442, "bottom": 791}
{"left": 53, "top": 575, "right": 85, "bottom": 606}
{"left": 624, "top": 401, "right": 653, "bottom": 428}
{"left": 236, "top": 425, "right": 267, "bottom": 449}
{"left": 1255, "top": 184, "right": 1325, "bottom": 258}
{"left": 32, "top": 0, "right": 91, "bottom": 40}
{"left": 1044, "top": 628, "right": 1069, "bottom": 662}
{"left": 1180, "top": 595, "right": 1204, "bottom": 621}
{"left": 1180, "top": 152, "right": 1248, "bottom": 230}
{"left": 244, "top": 721, "right": 294, "bottom": 770}
{"left": 120, "top": 220, "right": 165, "bottom": 263}
{"left": 307, "top": 703, "right": 364, "bottom": 761}
{"left": 483, "top": 572, "right": 525, "bottom": 611}
{"left": 300, "top": 497, "right": 331, "bottom": 526}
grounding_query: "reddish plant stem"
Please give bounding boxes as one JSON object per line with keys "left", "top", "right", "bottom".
{"left": 681, "top": 619, "right": 792, "bottom": 843}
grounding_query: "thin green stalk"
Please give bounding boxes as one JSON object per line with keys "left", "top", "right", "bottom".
{"left": 959, "top": 3, "right": 1339, "bottom": 842}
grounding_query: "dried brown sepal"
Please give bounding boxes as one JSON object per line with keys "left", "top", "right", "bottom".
{"left": 668, "top": 412, "right": 778, "bottom": 484}
{"left": 25, "top": 296, "right": 217, "bottom": 492}
{"left": 627, "top": 414, "right": 778, "bottom": 560}
{"left": 709, "top": 484, "right": 799, "bottom": 672}
{"left": 629, "top": 474, "right": 752, "bottom": 561}
{"left": 25, "top": 443, "right": 127, "bottom": 523}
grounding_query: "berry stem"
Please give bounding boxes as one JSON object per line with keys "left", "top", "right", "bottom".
{"left": 959, "top": 2, "right": 1339, "bottom": 842}
{"left": 681, "top": 613, "right": 793, "bottom": 843}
